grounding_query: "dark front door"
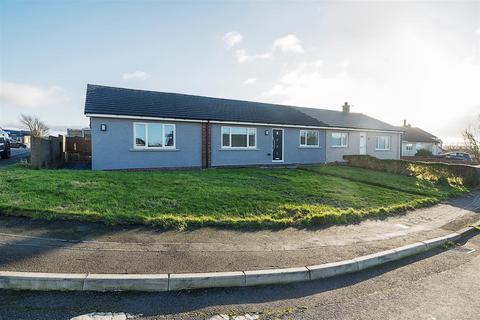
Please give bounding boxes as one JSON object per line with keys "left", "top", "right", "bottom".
{"left": 272, "top": 129, "right": 283, "bottom": 161}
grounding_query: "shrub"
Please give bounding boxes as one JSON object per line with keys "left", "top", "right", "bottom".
{"left": 343, "top": 155, "right": 478, "bottom": 187}
{"left": 415, "top": 148, "right": 433, "bottom": 157}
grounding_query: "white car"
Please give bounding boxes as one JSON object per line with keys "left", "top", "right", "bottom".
{"left": 0, "top": 128, "right": 11, "bottom": 159}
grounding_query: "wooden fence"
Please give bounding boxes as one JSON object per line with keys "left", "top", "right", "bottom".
{"left": 65, "top": 136, "right": 92, "bottom": 163}
{"left": 30, "top": 136, "right": 91, "bottom": 168}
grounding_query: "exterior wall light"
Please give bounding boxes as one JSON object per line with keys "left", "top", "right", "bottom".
{"left": 100, "top": 124, "right": 107, "bottom": 132}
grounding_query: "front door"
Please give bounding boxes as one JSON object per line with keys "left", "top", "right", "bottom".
{"left": 272, "top": 129, "right": 283, "bottom": 162}
{"left": 359, "top": 132, "right": 367, "bottom": 155}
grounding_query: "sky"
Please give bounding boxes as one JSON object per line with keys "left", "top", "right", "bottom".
{"left": 1, "top": 1, "right": 479, "bottom": 144}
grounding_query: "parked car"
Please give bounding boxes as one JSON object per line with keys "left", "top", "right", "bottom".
{"left": 10, "top": 140, "right": 27, "bottom": 148}
{"left": 438, "top": 152, "right": 473, "bottom": 162}
{"left": 0, "top": 128, "right": 11, "bottom": 159}
{"left": 9, "top": 136, "right": 27, "bottom": 148}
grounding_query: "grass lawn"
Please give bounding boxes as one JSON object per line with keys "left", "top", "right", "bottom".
{"left": 0, "top": 164, "right": 468, "bottom": 229}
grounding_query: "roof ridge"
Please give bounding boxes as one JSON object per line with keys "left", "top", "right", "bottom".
{"left": 85, "top": 84, "right": 401, "bottom": 132}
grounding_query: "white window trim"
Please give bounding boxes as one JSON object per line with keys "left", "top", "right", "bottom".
{"left": 375, "top": 135, "right": 391, "bottom": 151}
{"left": 221, "top": 126, "right": 257, "bottom": 149}
{"left": 299, "top": 129, "right": 320, "bottom": 148}
{"left": 405, "top": 143, "right": 414, "bottom": 151}
{"left": 133, "top": 122, "right": 176, "bottom": 150}
{"left": 331, "top": 132, "right": 348, "bottom": 148}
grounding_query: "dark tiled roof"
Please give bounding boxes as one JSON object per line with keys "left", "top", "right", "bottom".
{"left": 402, "top": 126, "right": 440, "bottom": 143}
{"left": 84, "top": 84, "right": 401, "bottom": 131}
{"left": 296, "top": 106, "right": 401, "bottom": 132}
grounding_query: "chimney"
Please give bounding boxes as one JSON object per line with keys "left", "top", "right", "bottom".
{"left": 342, "top": 102, "right": 350, "bottom": 113}
{"left": 403, "top": 119, "right": 407, "bottom": 127}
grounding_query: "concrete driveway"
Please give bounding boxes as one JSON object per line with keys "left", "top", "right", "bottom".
{"left": 0, "top": 148, "right": 30, "bottom": 167}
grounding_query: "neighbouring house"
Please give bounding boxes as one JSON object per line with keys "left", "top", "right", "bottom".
{"left": 400, "top": 121, "right": 443, "bottom": 156}
{"left": 67, "top": 128, "right": 92, "bottom": 140}
{"left": 84, "top": 84, "right": 403, "bottom": 170}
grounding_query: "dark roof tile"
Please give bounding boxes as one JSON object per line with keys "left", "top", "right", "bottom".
{"left": 402, "top": 126, "right": 440, "bottom": 143}
{"left": 84, "top": 84, "right": 401, "bottom": 132}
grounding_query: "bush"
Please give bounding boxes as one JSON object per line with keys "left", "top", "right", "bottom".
{"left": 343, "top": 155, "right": 478, "bottom": 187}
{"left": 415, "top": 148, "right": 433, "bottom": 157}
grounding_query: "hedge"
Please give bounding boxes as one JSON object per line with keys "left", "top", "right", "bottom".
{"left": 343, "top": 155, "right": 479, "bottom": 187}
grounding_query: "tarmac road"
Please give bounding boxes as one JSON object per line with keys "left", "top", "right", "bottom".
{"left": 1, "top": 232, "right": 478, "bottom": 320}
{"left": 0, "top": 147, "right": 30, "bottom": 167}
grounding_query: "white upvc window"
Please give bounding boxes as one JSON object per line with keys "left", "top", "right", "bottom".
{"left": 134, "top": 122, "right": 176, "bottom": 149}
{"left": 376, "top": 135, "right": 391, "bottom": 150}
{"left": 331, "top": 132, "right": 348, "bottom": 147}
{"left": 299, "top": 130, "right": 319, "bottom": 147}
{"left": 221, "top": 126, "right": 256, "bottom": 149}
{"left": 405, "top": 143, "right": 413, "bottom": 151}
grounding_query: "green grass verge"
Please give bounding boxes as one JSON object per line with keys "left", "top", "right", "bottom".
{"left": 300, "top": 165, "right": 467, "bottom": 197}
{"left": 0, "top": 164, "right": 468, "bottom": 229}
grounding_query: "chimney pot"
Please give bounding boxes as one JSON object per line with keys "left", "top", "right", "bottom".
{"left": 342, "top": 102, "right": 350, "bottom": 113}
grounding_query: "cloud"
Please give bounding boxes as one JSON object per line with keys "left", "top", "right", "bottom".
{"left": 272, "top": 34, "right": 304, "bottom": 54}
{"left": 223, "top": 31, "right": 243, "bottom": 48}
{"left": 263, "top": 62, "right": 358, "bottom": 106}
{"left": 0, "top": 82, "right": 69, "bottom": 108}
{"left": 232, "top": 34, "right": 304, "bottom": 64}
{"left": 243, "top": 78, "right": 257, "bottom": 85}
{"left": 476, "top": 28, "right": 480, "bottom": 35}
{"left": 122, "top": 71, "right": 150, "bottom": 81}
{"left": 263, "top": 52, "right": 480, "bottom": 144}
{"left": 235, "top": 49, "right": 272, "bottom": 63}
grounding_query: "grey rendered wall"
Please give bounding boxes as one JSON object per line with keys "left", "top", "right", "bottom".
{"left": 402, "top": 142, "right": 415, "bottom": 157}
{"left": 210, "top": 124, "right": 326, "bottom": 166}
{"left": 367, "top": 132, "right": 401, "bottom": 160}
{"left": 326, "top": 130, "right": 401, "bottom": 162}
{"left": 325, "top": 130, "right": 360, "bottom": 162}
{"left": 402, "top": 142, "right": 438, "bottom": 156}
{"left": 90, "top": 117, "right": 202, "bottom": 170}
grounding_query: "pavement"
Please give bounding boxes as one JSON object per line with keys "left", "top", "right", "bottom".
{"left": 0, "top": 147, "right": 30, "bottom": 167}
{"left": 0, "top": 191, "right": 479, "bottom": 274}
{"left": 1, "top": 232, "right": 478, "bottom": 320}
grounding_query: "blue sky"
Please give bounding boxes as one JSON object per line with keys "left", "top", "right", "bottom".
{"left": 1, "top": 1, "right": 479, "bottom": 143}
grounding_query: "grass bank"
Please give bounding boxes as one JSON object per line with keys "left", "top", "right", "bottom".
{"left": 0, "top": 165, "right": 467, "bottom": 229}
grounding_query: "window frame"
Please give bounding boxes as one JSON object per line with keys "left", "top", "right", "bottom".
{"left": 405, "top": 143, "right": 413, "bottom": 151}
{"left": 375, "top": 135, "right": 391, "bottom": 151}
{"left": 299, "top": 129, "right": 320, "bottom": 148}
{"left": 221, "top": 126, "right": 257, "bottom": 149}
{"left": 133, "top": 122, "right": 176, "bottom": 150}
{"left": 331, "top": 132, "right": 348, "bottom": 148}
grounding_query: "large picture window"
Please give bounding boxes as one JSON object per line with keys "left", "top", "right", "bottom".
{"left": 221, "top": 126, "right": 256, "bottom": 149}
{"left": 134, "top": 123, "right": 176, "bottom": 149}
{"left": 299, "top": 130, "right": 319, "bottom": 147}
{"left": 331, "top": 132, "right": 348, "bottom": 147}
{"left": 376, "top": 136, "right": 391, "bottom": 150}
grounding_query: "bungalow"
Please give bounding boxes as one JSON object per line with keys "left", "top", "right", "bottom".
{"left": 400, "top": 121, "right": 443, "bottom": 156}
{"left": 84, "top": 84, "right": 403, "bottom": 170}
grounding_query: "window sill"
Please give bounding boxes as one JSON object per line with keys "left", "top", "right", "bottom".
{"left": 331, "top": 146, "right": 348, "bottom": 148}
{"left": 130, "top": 148, "right": 179, "bottom": 152}
{"left": 298, "top": 146, "right": 321, "bottom": 149}
{"left": 219, "top": 148, "right": 259, "bottom": 151}
{"left": 375, "top": 149, "right": 391, "bottom": 151}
